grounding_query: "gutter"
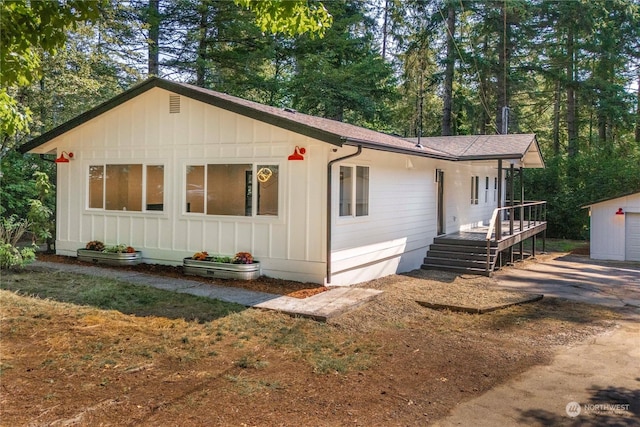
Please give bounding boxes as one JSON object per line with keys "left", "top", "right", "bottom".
{"left": 326, "top": 145, "right": 362, "bottom": 285}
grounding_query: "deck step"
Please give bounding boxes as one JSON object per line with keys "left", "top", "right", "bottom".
{"left": 429, "top": 243, "right": 497, "bottom": 254}
{"left": 427, "top": 250, "right": 492, "bottom": 262}
{"left": 421, "top": 263, "right": 491, "bottom": 277}
{"left": 422, "top": 256, "right": 489, "bottom": 269}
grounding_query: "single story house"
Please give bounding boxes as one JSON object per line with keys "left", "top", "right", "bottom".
{"left": 583, "top": 192, "right": 640, "bottom": 261}
{"left": 19, "top": 77, "right": 545, "bottom": 285}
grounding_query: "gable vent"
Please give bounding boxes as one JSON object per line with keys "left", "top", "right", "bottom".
{"left": 169, "top": 95, "right": 181, "bottom": 113}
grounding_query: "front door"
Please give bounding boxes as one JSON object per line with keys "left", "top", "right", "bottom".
{"left": 436, "top": 169, "right": 445, "bottom": 235}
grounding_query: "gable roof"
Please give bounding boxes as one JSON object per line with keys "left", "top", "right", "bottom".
{"left": 582, "top": 190, "right": 640, "bottom": 208}
{"left": 19, "top": 77, "right": 544, "bottom": 167}
{"left": 405, "top": 134, "right": 544, "bottom": 167}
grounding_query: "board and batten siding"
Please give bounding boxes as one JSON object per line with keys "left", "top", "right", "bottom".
{"left": 47, "top": 87, "right": 329, "bottom": 283}
{"left": 329, "top": 148, "right": 501, "bottom": 286}
{"left": 589, "top": 192, "right": 640, "bottom": 261}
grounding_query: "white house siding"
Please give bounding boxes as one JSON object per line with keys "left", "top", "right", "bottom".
{"left": 41, "top": 87, "right": 330, "bottom": 283}
{"left": 589, "top": 193, "right": 640, "bottom": 261}
{"left": 329, "top": 149, "right": 501, "bottom": 286}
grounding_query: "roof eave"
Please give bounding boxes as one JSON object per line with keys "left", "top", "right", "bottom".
{"left": 343, "top": 138, "right": 456, "bottom": 161}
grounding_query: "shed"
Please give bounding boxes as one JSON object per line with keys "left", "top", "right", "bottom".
{"left": 583, "top": 191, "right": 640, "bottom": 261}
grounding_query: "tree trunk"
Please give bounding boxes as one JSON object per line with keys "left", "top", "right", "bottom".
{"left": 552, "top": 79, "right": 561, "bottom": 155}
{"left": 148, "top": 0, "right": 160, "bottom": 76}
{"left": 196, "top": 2, "right": 208, "bottom": 87}
{"left": 441, "top": 3, "right": 455, "bottom": 136}
{"left": 382, "top": 0, "right": 389, "bottom": 60}
{"left": 636, "top": 72, "right": 640, "bottom": 144}
{"left": 495, "top": 2, "right": 510, "bottom": 134}
{"left": 566, "top": 27, "right": 578, "bottom": 158}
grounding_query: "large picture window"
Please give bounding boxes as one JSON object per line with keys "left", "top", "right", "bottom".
{"left": 185, "top": 164, "right": 278, "bottom": 216}
{"left": 89, "top": 164, "right": 164, "bottom": 212}
{"left": 339, "top": 165, "right": 369, "bottom": 217}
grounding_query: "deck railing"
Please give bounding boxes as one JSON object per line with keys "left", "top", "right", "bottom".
{"left": 485, "top": 201, "right": 547, "bottom": 272}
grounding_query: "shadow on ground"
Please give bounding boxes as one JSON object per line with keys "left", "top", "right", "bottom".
{"left": 518, "top": 380, "right": 640, "bottom": 426}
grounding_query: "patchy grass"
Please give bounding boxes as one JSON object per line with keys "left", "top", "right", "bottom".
{"left": 521, "top": 238, "right": 589, "bottom": 254}
{"left": 0, "top": 265, "right": 625, "bottom": 426}
{"left": 0, "top": 269, "right": 245, "bottom": 322}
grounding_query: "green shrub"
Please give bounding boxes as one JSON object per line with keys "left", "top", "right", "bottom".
{"left": 0, "top": 243, "right": 36, "bottom": 270}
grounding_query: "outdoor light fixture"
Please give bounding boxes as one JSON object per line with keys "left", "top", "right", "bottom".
{"left": 615, "top": 208, "right": 625, "bottom": 215}
{"left": 55, "top": 151, "right": 74, "bottom": 163}
{"left": 288, "top": 146, "right": 305, "bottom": 160}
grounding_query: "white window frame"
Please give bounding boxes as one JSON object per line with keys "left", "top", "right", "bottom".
{"left": 86, "top": 163, "right": 165, "bottom": 213}
{"left": 470, "top": 176, "right": 479, "bottom": 205}
{"left": 338, "top": 164, "right": 370, "bottom": 218}
{"left": 183, "top": 162, "right": 281, "bottom": 218}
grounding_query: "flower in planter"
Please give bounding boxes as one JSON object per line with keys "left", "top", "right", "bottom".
{"left": 192, "top": 251, "right": 209, "bottom": 260}
{"left": 85, "top": 240, "right": 105, "bottom": 251}
{"left": 233, "top": 252, "right": 254, "bottom": 264}
{"left": 103, "top": 244, "right": 136, "bottom": 254}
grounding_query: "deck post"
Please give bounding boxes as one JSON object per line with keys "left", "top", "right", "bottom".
{"left": 532, "top": 235, "right": 536, "bottom": 258}
{"left": 497, "top": 160, "right": 502, "bottom": 239}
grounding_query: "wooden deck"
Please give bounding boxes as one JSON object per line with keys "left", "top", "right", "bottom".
{"left": 423, "top": 216, "right": 547, "bottom": 275}
{"left": 442, "top": 220, "right": 547, "bottom": 252}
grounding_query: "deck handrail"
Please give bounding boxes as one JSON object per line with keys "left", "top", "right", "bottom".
{"left": 485, "top": 201, "right": 547, "bottom": 272}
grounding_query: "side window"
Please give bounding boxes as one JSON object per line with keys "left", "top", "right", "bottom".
{"left": 485, "top": 176, "right": 489, "bottom": 203}
{"left": 339, "top": 165, "right": 369, "bottom": 217}
{"left": 470, "top": 176, "right": 479, "bottom": 205}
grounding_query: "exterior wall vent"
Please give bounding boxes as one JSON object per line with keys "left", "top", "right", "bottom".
{"left": 169, "top": 95, "right": 180, "bottom": 113}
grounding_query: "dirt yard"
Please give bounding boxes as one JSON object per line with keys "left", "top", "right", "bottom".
{"left": 0, "top": 254, "right": 625, "bottom": 426}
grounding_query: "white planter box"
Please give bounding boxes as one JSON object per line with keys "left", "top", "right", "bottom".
{"left": 77, "top": 249, "right": 142, "bottom": 266}
{"left": 183, "top": 257, "right": 261, "bottom": 280}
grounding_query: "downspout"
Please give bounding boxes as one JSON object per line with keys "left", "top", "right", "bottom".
{"left": 326, "top": 145, "right": 362, "bottom": 285}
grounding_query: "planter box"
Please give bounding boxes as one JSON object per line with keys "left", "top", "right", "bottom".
{"left": 183, "top": 257, "right": 261, "bottom": 280}
{"left": 77, "top": 249, "right": 142, "bottom": 266}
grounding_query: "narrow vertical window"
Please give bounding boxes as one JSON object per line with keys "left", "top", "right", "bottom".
{"left": 339, "top": 165, "right": 369, "bottom": 217}
{"left": 339, "top": 166, "right": 353, "bottom": 216}
{"left": 257, "top": 165, "right": 278, "bottom": 216}
{"left": 485, "top": 176, "right": 489, "bottom": 203}
{"left": 494, "top": 177, "right": 498, "bottom": 202}
{"left": 89, "top": 165, "right": 104, "bottom": 209}
{"left": 146, "top": 165, "right": 164, "bottom": 211}
{"left": 186, "top": 165, "right": 205, "bottom": 213}
{"left": 356, "top": 166, "right": 369, "bottom": 216}
{"left": 471, "top": 176, "right": 479, "bottom": 205}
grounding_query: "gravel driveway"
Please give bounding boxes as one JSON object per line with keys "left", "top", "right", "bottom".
{"left": 493, "top": 254, "right": 640, "bottom": 308}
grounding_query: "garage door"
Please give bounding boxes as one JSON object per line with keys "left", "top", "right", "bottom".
{"left": 626, "top": 213, "right": 640, "bottom": 261}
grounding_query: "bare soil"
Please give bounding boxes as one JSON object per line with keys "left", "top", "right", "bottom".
{"left": 0, "top": 254, "right": 625, "bottom": 426}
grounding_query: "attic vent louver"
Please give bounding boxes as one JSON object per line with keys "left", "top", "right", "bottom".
{"left": 169, "top": 95, "right": 180, "bottom": 113}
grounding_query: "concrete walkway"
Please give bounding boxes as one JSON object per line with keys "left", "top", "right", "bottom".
{"left": 31, "top": 261, "right": 382, "bottom": 321}
{"left": 436, "top": 254, "right": 640, "bottom": 426}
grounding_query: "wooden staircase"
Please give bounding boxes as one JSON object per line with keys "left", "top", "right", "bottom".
{"left": 421, "top": 236, "right": 498, "bottom": 276}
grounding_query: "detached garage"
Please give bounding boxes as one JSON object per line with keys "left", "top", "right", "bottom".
{"left": 583, "top": 191, "right": 640, "bottom": 261}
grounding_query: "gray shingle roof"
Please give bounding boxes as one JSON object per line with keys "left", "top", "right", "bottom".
{"left": 19, "top": 77, "right": 544, "bottom": 168}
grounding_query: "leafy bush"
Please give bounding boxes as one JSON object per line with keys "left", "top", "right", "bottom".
{"left": 0, "top": 216, "right": 36, "bottom": 270}
{"left": 0, "top": 243, "right": 36, "bottom": 270}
